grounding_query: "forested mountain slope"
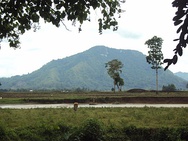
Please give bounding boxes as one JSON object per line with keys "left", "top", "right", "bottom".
{"left": 0, "top": 46, "right": 187, "bottom": 90}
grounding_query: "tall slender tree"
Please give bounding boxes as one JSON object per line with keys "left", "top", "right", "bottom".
{"left": 105, "top": 59, "right": 123, "bottom": 92}
{"left": 145, "top": 36, "right": 164, "bottom": 93}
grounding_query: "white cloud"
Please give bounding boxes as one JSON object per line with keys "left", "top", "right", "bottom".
{"left": 0, "top": 0, "right": 187, "bottom": 77}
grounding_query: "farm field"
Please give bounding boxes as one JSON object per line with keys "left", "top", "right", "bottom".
{"left": 1, "top": 107, "right": 188, "bottom": 140}
{"left": 1, "top": 107, "right": 188, "bottom": 129}
{"left": 1, "top": 91, "right": 188, "bottom": 140}
{"left": 0, "top": 91, "right": 188, "bottom": 104}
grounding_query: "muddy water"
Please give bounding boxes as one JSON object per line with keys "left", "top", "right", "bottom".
{"left": 1, "top": 104, "right": 188, "bottom": 109}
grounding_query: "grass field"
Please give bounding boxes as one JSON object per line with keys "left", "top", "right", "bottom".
{"left": 0, "top": 91, "right": 188, "bottom": 129}
{"left": 1, "top": 107, "right": 188, "bottom": 129}
{"left": 1, "top": 91, "right": 188, "bottom": 140}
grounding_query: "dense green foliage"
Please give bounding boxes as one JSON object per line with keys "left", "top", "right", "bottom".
{"left": 162, "top": 84, "right": 177, "bottom": 92}
{"left": 2, "top": 107, "right": 188, "bottom": 129}
{"left": 105, "top": 59, "right": 124, "bottom": 92}
{"left": 0, "top": 46, "right": 187, "bottom": 90}
{"left": 0, "top": 107, "right": 188, "bottom": 140}
{"left": 0, "top": 0, "right": 124, "bottom": 48}
{"left": 145, "top": 36, "right": 164, "bottom": 70}
{"left": 145, "top": 36, "right": 164, "bottom": 93}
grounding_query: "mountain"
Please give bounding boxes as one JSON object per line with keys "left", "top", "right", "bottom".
{"left": 174, "top": 72, "right": 188, "bottom": 81}
{"left": 0, "top": 46, "right": 187, "bottom": 91}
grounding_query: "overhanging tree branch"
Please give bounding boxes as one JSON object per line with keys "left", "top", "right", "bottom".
{"left": 0, "top": 0, "right": 125, "bottom": 48}
{"left": 164, "top": 0, "right": 188, "bottom": 70}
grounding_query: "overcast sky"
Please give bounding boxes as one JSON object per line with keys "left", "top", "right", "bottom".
{"left": 0, "top": 0, "right": 188, "bottom": 77}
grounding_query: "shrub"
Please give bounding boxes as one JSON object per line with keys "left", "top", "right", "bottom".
{"left": 123, "top": 126, "right": 181, "bottom": 141}
{"left": 0, "top": 124, "right": 7, "bottom": 141}
{"left": 79, "top": 118, "right": 104, "bottom": 141}
{"left": 127, "top": 89, "right": 147, "bottom": 93}
{"left": 162, "top": 84, "right": 176, "bottom": 92}
{"left": 105, "top": 124, "right": 129, "bottom": 141}
{"left": 17, "top": 128, "right": 42, "bottom": 141}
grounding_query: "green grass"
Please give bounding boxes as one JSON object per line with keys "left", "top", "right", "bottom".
{"left": 1, "top": 107, "right": 188, "bottom": 129}
{"left": 1, "top": 91, "right": 188, "bottom": 140}
{"left": 0, "top": 98, "right": 25, "bottom": 104}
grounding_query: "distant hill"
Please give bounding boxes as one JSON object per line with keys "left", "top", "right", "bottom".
{"left": 174, "top": 72, "right": 188, "bottom": 81}
{"left": 0, "top": 46, "right": 187, "bottom": 91}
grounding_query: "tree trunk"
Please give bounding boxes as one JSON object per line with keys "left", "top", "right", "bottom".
{"left": 156, "top": 68, "right": 158, "bottom": 94}
{"left": 119, "top": 86, "right": 122, "bottom": 91}
{"left": 113, "top": 80, "right": 116, "bottom": 93}
{"left": 116, "top": 83, "right": 119, "bottom": 92}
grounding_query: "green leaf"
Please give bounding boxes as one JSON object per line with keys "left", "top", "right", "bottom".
{"left": 101, "top": 2, "right": 106, "bottom": 8}
{"left": 56, "top": 4, "right": 62, "bottom": 10}
{"left": 173, "top": 11, "right": 185, "bottom": 21}
{"left": 174, "top": 20, "right": 183, "bottom": 26}
{"left": 32, "top": 14, "right": 40, "bottom": 22}
{"left": 54, "top": 0, "right": 60, "bottom": 4}
{"left": 177, "top": 46, "right": 183, "bottom": 56}
{"left": 172, "top": 55, "right": 178, "bottom": 64}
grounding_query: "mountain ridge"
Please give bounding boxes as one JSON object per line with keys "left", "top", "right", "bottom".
{"left": 0, "top": 46, "right": 187, "bottom": 90}
{"left": 174, "top": 72, "right": 188, "bottom": 81}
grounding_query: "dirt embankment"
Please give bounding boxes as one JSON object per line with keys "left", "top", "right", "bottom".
{"left": 116, "top": 97, "right": 188, "bottom": 104}
{"left": 87, "top": 97, "right": 188, "bottom": 104}
{"left": 1, "top": 91, "right": 188, "bottom": 104}
{"left": 23, "top": 97, "right": 188, "bottom": 104}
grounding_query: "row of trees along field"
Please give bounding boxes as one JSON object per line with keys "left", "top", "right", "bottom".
{"left": 0, "top": 1, "right": 188, "bottom": 70}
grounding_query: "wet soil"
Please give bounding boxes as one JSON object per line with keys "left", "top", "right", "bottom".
{"left": 23, "top": 97, "right": 188, "bottom": 104}
{"left": 1, "top": 92, "right": 188, "bottom": 104}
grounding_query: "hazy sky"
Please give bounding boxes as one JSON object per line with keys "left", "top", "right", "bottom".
{"left": 0, "top": 0, "right": 188, "bottom": 77}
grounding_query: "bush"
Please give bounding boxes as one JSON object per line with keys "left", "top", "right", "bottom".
{"left": 127, "top": 89, "right": 147, "bottom": 93}
{"left": 17, "top": 127, "right": 42, "bottom": 141}
{"left": 105, "top": 124, "right": 129, "bottom": 141}
{"left": 123, "top": 126, "right": 181, "bottom": 141}
{"left": 0, "top": 124, "right": 7, "bottom": 141}
{"left": 1, "top": 122, "right": 188, "bottom": 141}
{"left": 162, "top": 84, "right": 176, "bottom": 92}
{"left": 79, "top": 118, "right": 104, "bottom": 141}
